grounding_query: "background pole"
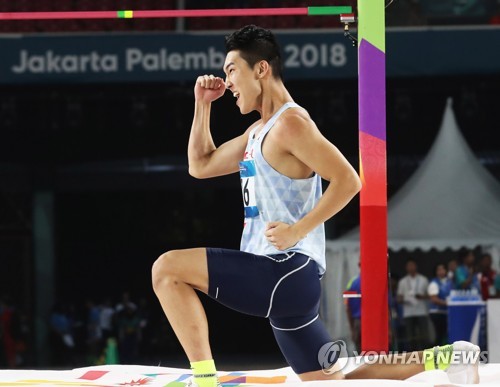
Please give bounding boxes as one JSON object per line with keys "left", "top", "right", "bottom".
{"left": 357, "top": 0, "right": 389, "bottom": 352}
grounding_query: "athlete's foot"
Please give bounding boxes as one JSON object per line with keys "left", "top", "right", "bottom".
{"left": 186, "top": 376, "right": 221, "bottom": 387}
{"left": 445, "top": 341, "right": 480, "bottom": 384}
{"left": 187, "top": 379, "right": 221, "bottom": 387}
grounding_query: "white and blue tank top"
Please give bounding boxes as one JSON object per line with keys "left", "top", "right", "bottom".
{"left": 239, "top": 102, "right": 326, "bottom": 275}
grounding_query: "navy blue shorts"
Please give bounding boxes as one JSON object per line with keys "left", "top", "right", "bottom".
{"left": 206, "top": 247, "right": 332, "bottom": 374}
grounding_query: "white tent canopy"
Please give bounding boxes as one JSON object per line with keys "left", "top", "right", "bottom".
{"left": 321, "top": 98, "right": 500, "bottom": 345}
{"left": 333, "top": 97, "right": 500, "bottom": 250}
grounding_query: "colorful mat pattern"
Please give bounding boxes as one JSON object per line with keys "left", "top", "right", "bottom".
{"left": 0, "top": 362, "right": 500, "bottom": 386}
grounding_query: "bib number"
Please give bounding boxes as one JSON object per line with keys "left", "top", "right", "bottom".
{"left": 239, "top": 160, "right": 259, "bottom": 218}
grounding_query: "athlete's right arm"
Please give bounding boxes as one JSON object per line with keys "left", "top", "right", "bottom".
{"left": 188, "top": 75, "right": 252, "bottom": 179}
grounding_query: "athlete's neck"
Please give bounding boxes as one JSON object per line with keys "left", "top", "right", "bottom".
{"left": 258, "top": 81, "right": 294, "bottom": 123}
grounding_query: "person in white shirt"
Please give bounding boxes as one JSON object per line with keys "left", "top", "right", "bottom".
{"left": 99, "top": 298, "right": 115, "bottom": 341}
{"left": 397, "top": 259, "right": 430, "bottom": 351}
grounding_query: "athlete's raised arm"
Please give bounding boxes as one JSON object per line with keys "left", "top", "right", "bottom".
{"left": 188, "top": 74, "right": 255, "bottom": 179}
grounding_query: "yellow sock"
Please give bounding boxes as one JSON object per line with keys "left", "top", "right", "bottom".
{"left": 190, "top": 359, "right": 218, "bottom": 387}
{"left": 423, "top": 344, "right": 453, "bottom": 371}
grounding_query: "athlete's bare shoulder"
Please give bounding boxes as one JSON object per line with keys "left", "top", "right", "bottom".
{"left": 274, "top": 105, "right": 317, "bottom": 138}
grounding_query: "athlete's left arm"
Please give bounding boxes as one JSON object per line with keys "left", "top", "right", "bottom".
{"left": 266, "top": 112, "right": 361, "bottom": 250}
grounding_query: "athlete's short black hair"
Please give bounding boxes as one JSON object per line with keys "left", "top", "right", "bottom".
{"left": 225, "top": 25, "right": 283, "bottom": 80}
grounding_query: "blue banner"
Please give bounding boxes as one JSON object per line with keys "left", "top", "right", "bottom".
{"left": 0, "top": 27, "right": 498, "bottom": 84}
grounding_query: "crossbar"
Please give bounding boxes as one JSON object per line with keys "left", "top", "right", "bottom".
{"left": 0, "top": 6, "right": 352, "bottom": 20}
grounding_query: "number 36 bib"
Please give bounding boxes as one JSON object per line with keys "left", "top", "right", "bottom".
{"left": 239, "top": 159, "right": 259, "bottom": 218}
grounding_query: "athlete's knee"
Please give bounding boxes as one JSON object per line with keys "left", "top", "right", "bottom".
{"left": 151, "top": 250, "right": 182, "bottom": 292}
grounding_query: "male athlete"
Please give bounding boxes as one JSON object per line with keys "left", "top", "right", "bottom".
{"left": 152, "top": 25, "right": 480, "bottom": 385}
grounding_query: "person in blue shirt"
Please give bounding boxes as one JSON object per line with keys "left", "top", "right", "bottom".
{"left": 454, "top": 249, "right": 480, "bottom": 292}
{"left": 428, "top": 263, "right": 453, "bottom": 346}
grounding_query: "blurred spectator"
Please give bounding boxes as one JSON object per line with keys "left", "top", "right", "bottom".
{"left": 85, "top": 299, "right": 102, "bottom": 364}
{"left": 478, "top": 253, "right": 497, "bottom": 300}
{"left": 99, "top": 298, "right": 116, "bottom": 342}
{"left": 13, "top": 309, "right": 31, "bottom": 367}
{"left": 389, "top": 274, "right": 404, "bottom": 351}
{"left": 49, "top": 302, "right": 76, "bottom": 366}
{"left": 495, "top": 271, "right": 500, "bottom": 295}
{"left": 447, "top": 258, "right": 458, "bottom": 286}
{"left": 0, "top": 296, "right": 31, "bottom": 368}
{"left": 454, "top": 248, "right": 480, "bottom": 292}
{"left": 0, "top": 327, "right": 5, "bottom": 367}
{"left": 137, "top": 297, "right": 151, "bottom": 358}
{"left": 397, "top": 259, "right": 430, "bottom": 351}
{"left": 116, "top": 291, "right": 137, "bottom": 314}
{"left": 345, "top": 266, "right": 361, "bottom": 352}
{"left": 0, "top": 296, "right": 17, "bottom": 368}
{"left": 116, "top": 304, "right": 141, "bottom": 364}
{"left": 428, "top": 263, "right": 453, "bottom": 346}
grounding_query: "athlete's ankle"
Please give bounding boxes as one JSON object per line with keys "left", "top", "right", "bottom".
{"left": 423, "top": 344, "right": 454, "bottom": 371}
{"left": 190, "top": 359, "right": 219, "bottom": 387}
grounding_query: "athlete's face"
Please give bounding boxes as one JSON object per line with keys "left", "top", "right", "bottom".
{"left": 224, "top": 50, "right": 262, "bottom": 115}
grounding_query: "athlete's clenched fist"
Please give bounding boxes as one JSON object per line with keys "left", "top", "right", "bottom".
{"left": 194, "top": 74, "right": 226, "bottom": 104}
